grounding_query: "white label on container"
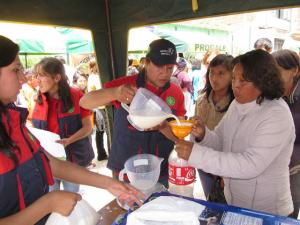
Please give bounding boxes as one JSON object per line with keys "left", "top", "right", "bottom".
{"left": 133, "top": 159, "right": 148, "bottom": 167}
{"left": 223, "top": 212, "right": 263, "bottom": 225}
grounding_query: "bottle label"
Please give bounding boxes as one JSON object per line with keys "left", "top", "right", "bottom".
{"left": 168, "top": 164, "right": 195, "bottom": 185}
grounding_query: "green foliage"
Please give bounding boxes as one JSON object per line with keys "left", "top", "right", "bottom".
{"left": 76, "top": 63, "right": 89, "bottom": 74}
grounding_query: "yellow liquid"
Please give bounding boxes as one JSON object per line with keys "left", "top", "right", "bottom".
{"left": 169, "top": 119, "right": 193, "bottom": 139}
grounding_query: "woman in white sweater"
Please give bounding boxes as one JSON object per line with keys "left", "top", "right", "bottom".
{"left": 175, "top": 49, "right": 295, "bottom": 216}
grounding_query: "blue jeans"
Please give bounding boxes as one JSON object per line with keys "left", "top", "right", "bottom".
{"left": 290, "top": 173, "right": 300, "bottom": 219}
{"left": 49, "top": 178, "right": 80, "bottom": 193}
{"left": 198, "top": 169, "right": 214, "bottom": 199}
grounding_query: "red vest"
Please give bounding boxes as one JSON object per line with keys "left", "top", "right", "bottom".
{"left": 104, "top": 72, "right": 186, "bottom": 179}
{"left": 31, "top": 88, "right": 94, "bottom": 166}
{"left": 0, "top": 105, "right": 53, "bottom": 224}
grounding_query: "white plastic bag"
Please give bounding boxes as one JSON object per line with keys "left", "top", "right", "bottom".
{"left": 46, "top": 199, "right": 99, "bottom": 225}
{"left": 126, "top": 196, "right": 205, "bottom": 225}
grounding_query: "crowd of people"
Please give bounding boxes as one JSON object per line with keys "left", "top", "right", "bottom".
{"left": 1, "top": 33, "right": 300, "bottom": 225}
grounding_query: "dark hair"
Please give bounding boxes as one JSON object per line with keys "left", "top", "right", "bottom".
{"left": 0, "top": 36, "right": 20, "bottom": 166}
{"left": 0, "top": 35, "right": 19, "bottom": 67}
{"left": 254, "top": 38, "right": 273, "bottom": 52}
{"left": 272, "top": 49, "right": 300, "bottom": 84}
{"left": 139, "top": 57, "right": 146, "bottom": 63}
{"left": 201, "top": 54, "right": 234, "bottom": 112}
{"left": 73, "top": 72, "right": 89, "bottom": 84}
{"left": 35, "top": 57, "right": 73, "bottom": 113}
{"left": 73, "top": 72, "right": 89, "bottom": 93}
{"left": 55, "top": 56, "right": 66, "bottom": 64}
{"left": 89, "top": 59, "right": 98, "bottom": 74}
{"left": 233, "top": 49, "right": 284, "bottom": 104}
{"left": 178, "top": 53, "right": 184, "bottom": 58}
{"left": 128, "top": 59, "right": 133, "bottom": 66}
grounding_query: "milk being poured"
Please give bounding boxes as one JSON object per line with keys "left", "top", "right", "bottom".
{"left": 129, "top": 110, "right": 181, "bottom": 129}
{"left": 121, "top": 87, "right": 183, "bottom": 130}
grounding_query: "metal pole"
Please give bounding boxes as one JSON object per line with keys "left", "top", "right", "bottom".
{"left": 67, "top": 53, "right": 70, "bottom": 65}
{"left": 25, "top": 53, "right": 28, "bottom": 68}
{"left": 104, "top": 0, "right": 116, "bottom": 79}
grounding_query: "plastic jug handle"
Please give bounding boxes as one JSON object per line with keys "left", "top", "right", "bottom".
{"left": 119, "top": 168, "right": 126, "bottom": 182}
{"left": 121, "top": 103, "right": 130, "bottom": 112}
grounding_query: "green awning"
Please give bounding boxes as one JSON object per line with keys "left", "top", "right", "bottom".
{"left": 56, "top": 27, "right": 94, "bottom": 53}
{"left": 0, "top": 22, "right": 94, "bottom": 54}
{"left": 17, "top": 39, "right": 45, "bottom": 53}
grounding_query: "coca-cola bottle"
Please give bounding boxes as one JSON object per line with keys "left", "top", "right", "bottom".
{"left": 168, "top": 149, "right": 195, "bottom": 197}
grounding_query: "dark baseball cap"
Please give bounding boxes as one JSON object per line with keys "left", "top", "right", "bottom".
{"left": 146, "top": 39, "right": 177, "bottom": 66}
{"left": 0, "top": 35, "right": 19, "bottom": 67}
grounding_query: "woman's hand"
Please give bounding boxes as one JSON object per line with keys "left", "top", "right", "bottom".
{"left": 175, "top": 140, "right": 194, "bottom": 160}
{"left": 116, "top": 84, "right": 137, "bottom": 104}
{"left": 56, "top": 138, "right": 71, "bottom": 148}
{"left": 46, "top": 191, "right": 82, "bottom": 216}
{"left": 191, "top": 116, "right": 205, "bottom": 141}
{"left": 106, "top": 179, "right": 145, "bottom": 209}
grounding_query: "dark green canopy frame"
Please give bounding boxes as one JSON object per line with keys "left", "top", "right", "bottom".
{"left": 1, "top": 0, "right": 300, "bottom": 83}
{"left": 1, "top": 0, "right": 300, "bottom": 150}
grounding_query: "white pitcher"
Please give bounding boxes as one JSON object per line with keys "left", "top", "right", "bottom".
{"left": 121, "top": 88, "right": 174, "bottom": 131}
{"left": 119, "top": 153, "right": 164, "bottom": 191}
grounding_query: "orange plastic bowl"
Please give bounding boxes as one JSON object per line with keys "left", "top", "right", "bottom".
{"left": 169, "top": 119, "right": 193, "bottom": 139}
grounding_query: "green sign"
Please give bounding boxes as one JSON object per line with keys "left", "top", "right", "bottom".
{"left": 194, "top": 44, "right": 227, "bottom": 52}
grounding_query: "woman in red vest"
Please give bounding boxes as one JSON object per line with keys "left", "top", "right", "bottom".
{"left": 31, "top": 57, "right": 94, "bottom": 193}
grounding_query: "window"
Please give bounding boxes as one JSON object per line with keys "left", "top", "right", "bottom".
{"left": 276, "top": 9, "right": 291, "bottom": 21}
{"left": 274, "top": 38, "right": 284, "bottom": 51}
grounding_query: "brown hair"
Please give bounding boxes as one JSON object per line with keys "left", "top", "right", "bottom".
{"left": 35, "top": 57, "right": 73, "bottom": 113}
{"left": 232, "top": 49, "right": 284, "bottom": 104}
{"left": 89, "top": 59, "right": 99, "bottom": 74}
{"left": 272, "top": 49, "right": 300, "bottom": 84}
{"left": 202, "top": 49, "right": 220, "bottom": 66}
{"left": 202, "top": 54, "right": 234, "bottom": 112}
